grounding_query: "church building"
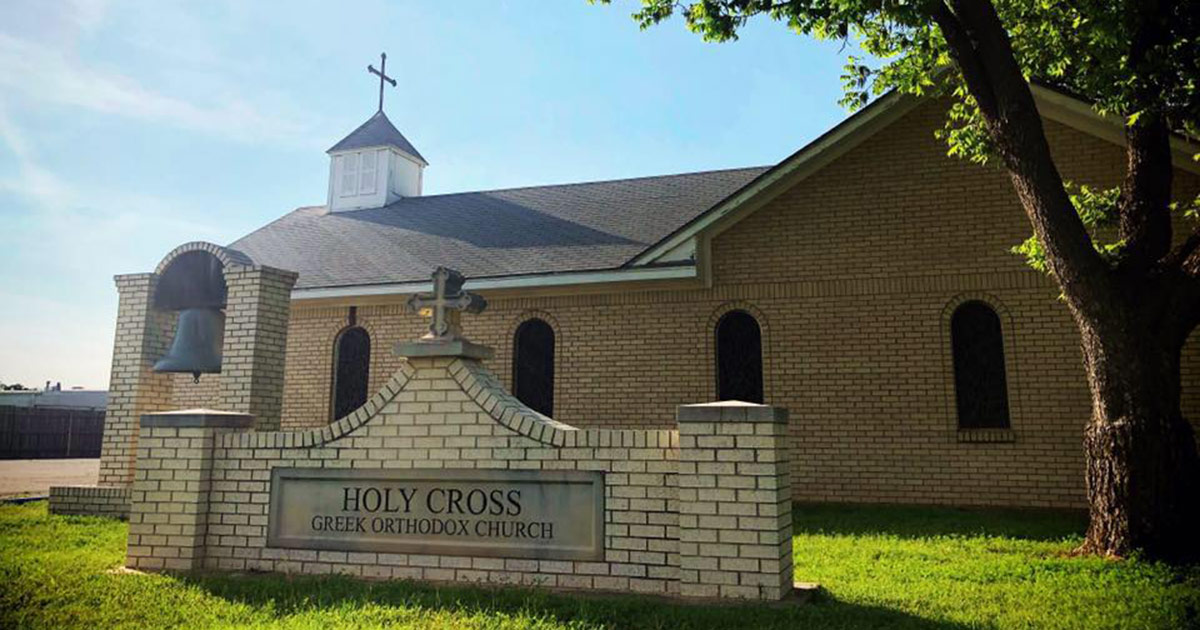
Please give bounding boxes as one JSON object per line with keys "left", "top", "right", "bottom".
{"left": 88, "top": 79, "right": 1200, "bottom": 514}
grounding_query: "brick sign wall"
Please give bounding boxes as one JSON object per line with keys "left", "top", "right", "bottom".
{"left": 125, "top": 355, "right": 794, "bottom": 601}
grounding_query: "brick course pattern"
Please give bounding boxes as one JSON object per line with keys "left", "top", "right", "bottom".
{"left": 99, "top": 245, "right": 296, "bottom": 483}
{"left": 126, "top": 357, "right": 794, "bottom": 600}
{"left": 55, "top": 243, "right": 296, "bottom": 519}
{"left": 217, "top": 266, "right": 298, "bottom": 431}
{"left": 48, "top": 486, "right": 132, "bottom": 518}
{"left": 677, "top": 403, "right": 792, "bottom": 600}
{"left": 97, "top": 273, "right": 174, "bottom": 487}
{"left": 277, "top": 99, "right": 1200, "bottom": 510}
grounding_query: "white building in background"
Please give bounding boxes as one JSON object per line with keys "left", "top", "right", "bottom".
{"left": 0, "top": 387, "right": 107, "bottom": 411}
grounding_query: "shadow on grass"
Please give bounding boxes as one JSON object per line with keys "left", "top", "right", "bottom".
{"left": 173, "top": 504, "right": 1092, "bottom": 628}
{"left": 793, "top": 502, "right": 1087, "bottom": 542}
{"left": 181, "top": 572, "right": 975, "bottom": 630}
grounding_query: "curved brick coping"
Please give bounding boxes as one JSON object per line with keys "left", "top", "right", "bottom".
{"left": 217, "top": 362, "right": 416, "bottom": 450}
{"left": 155, "top": 240, "right": 255, "bottom": 274}
{"left": 213, "top": 356, "right": 679, "bottom": 451}
{"left": 448, "top": 358, "right": 577, "bottom": 446}
{"left": 447, "top": 358, "right": 679, "bottom": 450}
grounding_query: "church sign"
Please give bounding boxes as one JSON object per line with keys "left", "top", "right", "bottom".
{"left": 267, "top": 468, "right": 605, "bottom": 561}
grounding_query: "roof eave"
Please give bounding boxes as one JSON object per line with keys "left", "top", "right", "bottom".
{"left": 1029, "top": 84, "right": 1200, "bottom": 175}
{"left": 629, "top": 89, "right": 919, "bottom": 267}
{"left": 326, "top": 143, "right": 429, "bottom": 166}
{"left": 290, "top": 264, "right": 700, "bottom": 302}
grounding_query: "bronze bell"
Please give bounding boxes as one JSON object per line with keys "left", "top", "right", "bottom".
{"left": 154, "top": 307, "right": 225, "bottom": 382}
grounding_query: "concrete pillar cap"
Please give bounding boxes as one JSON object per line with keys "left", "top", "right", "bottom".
{"left": 676, "top": 401, "right": 787, "bottom": 423}
{"left": 394, "top": 338, "right": 494, "bottom": 360}
{"left": 140, "top": 409, "right": 255, "bottom": 428}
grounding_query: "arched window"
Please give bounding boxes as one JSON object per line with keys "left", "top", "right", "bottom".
{"left": 716, "top": 310, "right": 763, "bottom": 403}
{"left": 332, "top": 326, "right": 370, "bottom": 420}
{"left": 513, "top": 318, "right": 555, "bottom": 416}
{"left": 950, "top": 301, "right": 1011, "bottom": 429}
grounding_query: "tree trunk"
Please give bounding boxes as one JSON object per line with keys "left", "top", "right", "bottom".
{"left": 929, "top": 0, "right": 1200, "bottom": 562}
{"left": 1078, "top": 309, "right": 1200, "bottom": 562}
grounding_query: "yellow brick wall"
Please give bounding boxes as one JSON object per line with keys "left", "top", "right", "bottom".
{"left": 277, "top": 99, "right": 1200, "bottom": 509}
{"left": 49, "top": 485, "right": 131, "bottom": 518}
{"left": 130, "top": 357, "right": 792, "bottom": 600}
{"left": 98, "top": 274, "right": 175, "bottom": 487}
{"left": 159, "top": 267, "right": 297, "bottom": 428}
{"left": 172, "top": 373, "right": 220, "bottom": 408}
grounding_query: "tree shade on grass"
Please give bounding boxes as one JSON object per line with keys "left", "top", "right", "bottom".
{"left": 1, "top": 501, "right": 1197, "bottom": 629}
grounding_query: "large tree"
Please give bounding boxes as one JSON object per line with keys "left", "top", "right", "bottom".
{"left": 600, "top": 0, "right": 1200, "bottom": 562}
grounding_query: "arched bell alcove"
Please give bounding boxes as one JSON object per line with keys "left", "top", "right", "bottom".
{"left": 155, "top": 250, "right": 228, "bottom": 310}
{"left": 151, "top": 242, "right": 253, "bottom": 381}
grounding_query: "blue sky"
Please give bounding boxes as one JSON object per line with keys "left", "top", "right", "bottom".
{"left": 0, "top": 1, "right": 861, "bottom": 389}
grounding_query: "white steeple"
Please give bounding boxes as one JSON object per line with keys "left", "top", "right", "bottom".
{"left": 326, "top": 111, "right": 427, "bottom": 212}
{"left": 326, "top": 53, "right": 427, "bottom": 213}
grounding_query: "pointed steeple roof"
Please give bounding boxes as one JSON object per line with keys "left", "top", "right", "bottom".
{"left": 327, "top": 111, "right": 426, "bottom": 164}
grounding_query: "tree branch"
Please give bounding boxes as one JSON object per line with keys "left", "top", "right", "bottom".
{"left": 1118, "top": 113, "right": 1174, "bottom": 270}
{"left": 1152, "top": 225, "right": 1200, "bottom": 347}
{"left": 928, "top": 2, "right": 998, "bottom": 119}
{"left": 1160, "top": 268, "right": 1200, "bottom": 347}
{"left": 1179, "top": 227, "right": 1200, "bottom": 277}
{"left": 930, "top": 0, "right": 1114, "bottom": 317}
{"left": 1116, "top": 0, "right": 1176, "bottom": 271}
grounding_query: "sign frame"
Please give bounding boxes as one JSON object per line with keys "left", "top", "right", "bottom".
{"left": 266, "top": 467, "right": 605, "bottom": 561}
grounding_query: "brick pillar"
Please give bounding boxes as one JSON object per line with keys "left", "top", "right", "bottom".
{"left": 676, "top": 401, "right": 793, "bottom": 600}
{"left": 126, "top": 410, "right": 253, "bottom": 571}
{"left": 98, "top": 273, "right": 174, "bottom": 487}
{"left": 218, "top": 266, "right": 297, "bottom": 431}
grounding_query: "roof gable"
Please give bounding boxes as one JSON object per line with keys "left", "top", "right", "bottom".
{"left": 631, "top": 91, "right": 921, "bottom": 265}
{"left": 633, "top": 85, "right": 1200, "bottom": 266}
{"left": 327, "top": 111, "right": 426, "bottom": 164}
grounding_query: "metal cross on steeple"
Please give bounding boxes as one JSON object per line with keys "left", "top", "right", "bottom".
{"left": 368, "top": 52, "right": 397, "bottom": 112}
{"left": 407, "top": 267, "right": 487, "bottom": 340}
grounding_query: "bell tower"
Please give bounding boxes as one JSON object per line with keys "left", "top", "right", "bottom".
{"left": 327, "top": 52, "right": 427, "bottom": 213}
{"left": 152, "top": 250, "right": 227, "bottom": 382}
{"left": 91, "top": 242, "right": 298, "bottom": 490}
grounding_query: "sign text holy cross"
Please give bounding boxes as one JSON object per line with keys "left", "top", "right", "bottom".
{"left": 368, "top": 52, "right": 397, "bottom": 113}
{"left": 407, "top": 267, "right": 487, "bottom": 340}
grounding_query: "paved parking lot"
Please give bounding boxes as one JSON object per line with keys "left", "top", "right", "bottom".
{"left": 0, "top": 459, "right": 99, "bottom": 497}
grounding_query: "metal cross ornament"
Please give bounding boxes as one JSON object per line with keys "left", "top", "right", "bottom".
{"left": 407, "top": 267, "right": 486, "bottom": 340}
{"left": 368, "top": 52, "right": 396, "bottom": 112}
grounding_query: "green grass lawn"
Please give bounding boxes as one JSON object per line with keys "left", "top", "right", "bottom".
{"left": 1, "top": 501, "right": 1197, "bottom": 630}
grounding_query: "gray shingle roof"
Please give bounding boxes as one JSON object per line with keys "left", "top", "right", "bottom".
{"left": 230, "top": 166, "right": 768, "bottom": 290}
{"left": 327, "top": 111, "right": 426, "bottom": 163}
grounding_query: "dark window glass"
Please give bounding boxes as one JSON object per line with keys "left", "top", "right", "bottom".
{"left": 950, "top": 302, "right": 1011, "bottom": 429}
{"left": 332, "top": 327, "right": 370, "bottom": 421}
{"left": 716, "top": 310, "right": 764, "bottom": 403}
{"left": 513, "top": 319, "right": 555, "bottom": 416}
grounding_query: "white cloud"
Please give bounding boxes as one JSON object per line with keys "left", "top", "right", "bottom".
{"left": 0, "top": 0, "right": 314, "bottom": 388}
{"left": 0, "top": 108, "right": 223, "bottom": 388}
{"left": 0, "top": 106, "right": 218, "bottom": 241}
{"left": 0, "top": 0, "right": 110, "bottom": 50}
{"left": 67, "top": 0, "right": 111, "bottom": 34}
{"left": 0, "top": 33, "right": 315, "bottom": 145}
{"left": 0, "top": 110, "right": 74, "bottom": 210}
